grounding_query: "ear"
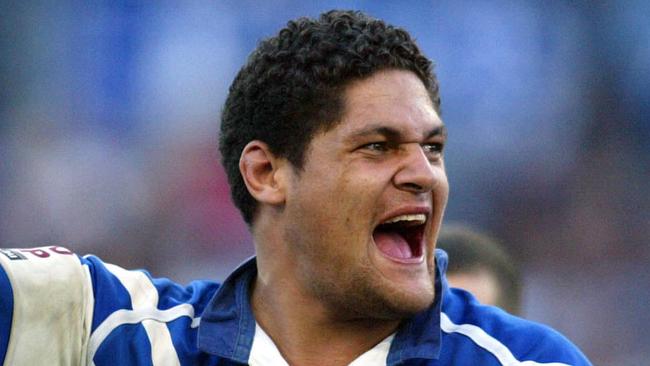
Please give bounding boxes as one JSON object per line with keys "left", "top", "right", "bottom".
{"left": 239, "top": 141, "right": 288, "bottom": 206}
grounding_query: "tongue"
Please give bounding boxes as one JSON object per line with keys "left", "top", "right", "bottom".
{"left": 374, "top": 231, "right": 413, "bottom": 259}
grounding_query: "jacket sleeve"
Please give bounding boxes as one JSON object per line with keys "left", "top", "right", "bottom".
{"left": 0, "top": 247, "right": 94, "bottom": 366}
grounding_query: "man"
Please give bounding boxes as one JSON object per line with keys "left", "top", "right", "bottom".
{"left": 0, "top": 10, "right": 591, "bottom": 365}
{"left": 437, "top": 224, "right": 523, "bottom": 315}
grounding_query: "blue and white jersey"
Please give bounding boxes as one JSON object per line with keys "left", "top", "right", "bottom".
{"left": 0, "top": 246, "right": 592, "bottom": 365}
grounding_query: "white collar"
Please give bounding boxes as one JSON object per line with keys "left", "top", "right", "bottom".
{"left": 249, "top": 323, "right": 395, "bottom": 366}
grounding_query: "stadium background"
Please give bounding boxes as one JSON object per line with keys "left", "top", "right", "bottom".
{"left": 1, "top": 1, "right": 648, "bottom": 364}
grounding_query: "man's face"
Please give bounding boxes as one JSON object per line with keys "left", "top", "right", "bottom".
{"left": 446, "top": 269, "right": 501, "bottom": 308}
{"left": 282, "top": 69, "right": 449, "bottom": 320}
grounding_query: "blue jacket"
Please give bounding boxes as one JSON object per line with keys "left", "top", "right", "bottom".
{"left": 0, "top": 246, "right": 591, "bottom": 365}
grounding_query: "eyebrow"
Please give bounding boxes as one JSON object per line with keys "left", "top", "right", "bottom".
{"left": 349, "top": 124, "right": 447, "bottom": 141}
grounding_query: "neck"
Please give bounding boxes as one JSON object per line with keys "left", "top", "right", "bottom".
{"left": 250, "top": 214, "right": 401, "bottom": 365}
{"left": 251, "top": 267, "right": 399, "bottom": 366}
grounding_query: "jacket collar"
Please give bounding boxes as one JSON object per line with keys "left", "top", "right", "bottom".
{"left": 198, "top": 250, "right": 449, "bottom": 365}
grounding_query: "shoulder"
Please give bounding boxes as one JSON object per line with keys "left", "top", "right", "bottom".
{"left": 79, "top": 254, "right": 221, "bottom": 331}
{"left": 439, "top": 287, "right": 592, "bottom": 365}
{"left": 79, "top": 254, "right": 222, "bottom": 365}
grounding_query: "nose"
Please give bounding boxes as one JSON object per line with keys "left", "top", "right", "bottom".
{"left": 393, "top": 144, "right": 438, "bottom": 194}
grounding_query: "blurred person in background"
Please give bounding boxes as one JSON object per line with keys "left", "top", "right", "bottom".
{"left": 437, "top": 224, "right": 522, "bottom": 315}
{"left": 0, "top": 10, "right": 592, "bottom": 366}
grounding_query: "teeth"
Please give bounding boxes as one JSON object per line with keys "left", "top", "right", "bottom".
{"left": 383, "top": 214, "right": 426, "bottom": 224}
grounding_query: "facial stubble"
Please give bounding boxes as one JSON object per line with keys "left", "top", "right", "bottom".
{"left": 289, "top": 232, "right": 437, "bottom": 322}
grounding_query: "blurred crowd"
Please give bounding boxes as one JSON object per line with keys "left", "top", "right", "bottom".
{"left": 1, "top": 1, "right": 648, "bottom": 364}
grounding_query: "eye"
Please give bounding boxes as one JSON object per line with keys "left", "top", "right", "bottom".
{"left": 361, "top": 142, "right": 388, "bottom": 152}
{"left": 422, "top": 142, "right": 444, "bottom": 157}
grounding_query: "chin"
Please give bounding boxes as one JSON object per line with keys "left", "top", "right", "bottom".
{"left": 308, "top": 256, "right": 437, "bottom": 321}
{"left": 351, "top": 279, "right": 436, "bottom": 321}
{"left": 373, "top": 264, "right": 437, "bottom": 318}
{"left": 383, "top": 287, "right": 435, "bottom": 318}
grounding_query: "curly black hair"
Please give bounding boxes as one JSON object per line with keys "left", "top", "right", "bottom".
{"left": 219, "top": 10, "right": 441, "bottom": 224}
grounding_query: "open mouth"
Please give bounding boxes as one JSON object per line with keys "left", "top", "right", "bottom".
{"left": 372, "top": 214, "right": 426, "bottom": 262}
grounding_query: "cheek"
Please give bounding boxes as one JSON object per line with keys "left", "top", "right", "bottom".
{"left": 339, "top": 175, "right": 386, "bottom": 225}
{"left": 289, "top": 175, "right": 358, "bottom": 237}
{"left": 322, "top": 176, "right": 382, "bottom": 253}
{"left": 433, "top": 168, "right": 449, "bottom": 203}
{"left": 291, "top": 163, "right": 389, "bottom": 238}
